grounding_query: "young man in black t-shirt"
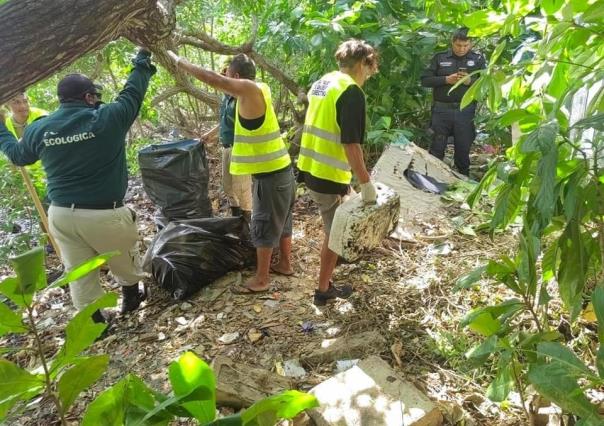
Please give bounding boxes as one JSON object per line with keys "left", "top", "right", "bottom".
{"left": 298, "top": 39, "right": 378, "bottom": 305}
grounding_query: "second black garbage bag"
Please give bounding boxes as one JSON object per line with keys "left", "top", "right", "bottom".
{"left": 143, "top": 217, "right": 256, "bottom": 300}
{"left": 138, "top": 139, "right": 212, "bottom": 221}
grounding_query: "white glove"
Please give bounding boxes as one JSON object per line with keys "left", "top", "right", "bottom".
{"left": 360, "top": 181, "right": 377, "bottom": 204}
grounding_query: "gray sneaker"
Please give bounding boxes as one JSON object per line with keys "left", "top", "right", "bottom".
{"left": 313, "top": 283, "right": 354, "bottom": 306}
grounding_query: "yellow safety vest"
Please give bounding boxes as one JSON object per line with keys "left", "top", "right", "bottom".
{"left": 5, "top": 107, "right": 48, "bottom": 138}
{"left": 298, "top": 71, "right": 360, "bottom": 185}
{"left": 230, "top": 82, "right": 291, "bottom": 175}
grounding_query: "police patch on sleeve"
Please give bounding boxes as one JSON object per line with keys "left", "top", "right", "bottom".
{"left": 467, "top": 60, "right": 475, "bottom": 66}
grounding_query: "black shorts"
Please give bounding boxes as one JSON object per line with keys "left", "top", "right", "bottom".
{"left": 251, "top": 167, "right": 296, "bottom": 247}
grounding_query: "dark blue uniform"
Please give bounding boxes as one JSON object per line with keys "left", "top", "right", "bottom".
{"left": 421, "top": 49, "right": 486, "bottom": 175}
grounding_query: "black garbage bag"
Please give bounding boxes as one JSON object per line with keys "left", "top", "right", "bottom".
{"left": 138, "top": 139, "right": 212, "bottom": 221}
{"left": 143, "top": 217, "right": 255, "bottom": 300}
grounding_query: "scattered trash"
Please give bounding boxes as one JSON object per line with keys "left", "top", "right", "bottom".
{"left": 284, "top": 359, "right": 307, "bottom": 378}
{"left": 217, "top": 312, "right": 226, "bottom": 321}
{"left": 175, "top": 317, "right": 188, "bottom": 326}
{"left": 301, "top": 321, "right": 314, "bottom": 333}
{"left": 263, "top": 300, "right": 279, "bottom": 309}
{"left": 157, "top": 332, "right": 166, "bottom": 341}
{"left": 428, "top": 242, "right": 453, "bottom": 256}
{"left": 335, "top": 359, "right": 359, "bottom": 372}
{"left": 325, "top": 326, "right": 340, "bottom": 337}
{"left": 247, "top": 328, "right": 263, "bottom": 343}
{"left": 218, "top": 332, "right": 240, "bottom": 345}
{"left": 252, "top": 304, "right": 262, "bottom": 313}
{"left": 179, "top": 302, "right": 193, "bottom": 311}
{"left": 37, "top": 318, "right": 55, "bottom": 330}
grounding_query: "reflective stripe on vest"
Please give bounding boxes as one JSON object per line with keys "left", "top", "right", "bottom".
{"left": 230, "top": 82, "right": 291, "bottom": 175}
{"left": 298, "top": 71, "right": 358, "bottom": 185}
{"left": 5, "top": 107, "right": 48, "bottom": 139}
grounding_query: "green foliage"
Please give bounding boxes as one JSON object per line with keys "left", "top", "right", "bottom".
{"left": 82, "top": 351, "right": 318, "bottom": 426}
{"left": 457, "top": 0, "right": 604, "bottom": 421}
{"left": 0, "top": 248, "right": 117, "bottom": 424}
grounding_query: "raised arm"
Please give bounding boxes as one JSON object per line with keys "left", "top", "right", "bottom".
{"left": 167, "top": 51, "right": 265, "bottom": 119}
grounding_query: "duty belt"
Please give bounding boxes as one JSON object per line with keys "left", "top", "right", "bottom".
{"left": 51, "top": 201, "right": 124, "bottom": 210}
{"left": 433, "top": 101, "right": 461, "bottom": 109}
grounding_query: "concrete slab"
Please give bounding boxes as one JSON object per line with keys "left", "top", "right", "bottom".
{"left": 328, "top": 183, "right": 400, "bottom": 261}
{"left": 212, "top": 356, "right": 292, "bottom": 408}
{"left": 372, "top": 143, "right": 461, "bottom": 239}
{"left": 301, "top": 330, "right": 386, "bottom": 365}
{"left": 308, "top": 355, "right": 443, "bottom": 426}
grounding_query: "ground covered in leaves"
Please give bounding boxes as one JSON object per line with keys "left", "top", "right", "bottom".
{"left": 1, "top": 145, "right": 527, "bottom": 425}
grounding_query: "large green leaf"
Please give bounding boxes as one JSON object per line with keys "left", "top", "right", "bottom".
{"left": 0, "top": 302, "right": 27, "bottom": 336}
{"left": 542, "top": 0, "right": 565, "bottom": 14}
{"left": 521, "top": 121, "right": 559, "bottom": 154}
{"left": 571, "top": 113, "right": 604, "bottom": 132}
{"left": 531, "top": 143, "right": 559, "bottom": 230}
{"left": 537, "top": 342, "right": 594, "bottom": 379}
{"left": 241, "top": 390, "right": 319, "bottom": 426}
{"left": 592, "top": 287, "right": 604, "bottom": 377}
{"left": 557, "top": 220, "right": 589, "bottom": 319}
{"left": 463, "top": 10, "right": 506, "bottom": 36}
{"left": 0, "top": 247, "right": 46, "bottom": 307}
{"left": 528, "top": 363, "right": 603, "bottom": 423}
{"left": 582, "top": 1, "right": 604, "bottom": 23}
{"left": 52, "top": 293, "right": 117, "bottom": 374}
{"left": 467, "top": 166, "right": 497, "bottom": 208}
{"left": 486, "top": 355, "right": 514, "bottom": 402}
{"left": 82, "top": 374, "right": 170, "bottom": 426}
{"left": 490, "top": 183, "right": 522, "bottom": 231}
{"left": 462, "top": 311, "right": 501, "bottom": 337}
{"left": 454, "top": 265, "right": 487, "bottom": 291}
{"left": 168, "top": 351, "right": 216, "bottom": 423}
{"left": 465, "top": 334, "right": 498, "bottom": 361}
{"left": 0, "top": 359, "right": 45, "bottom": 419}
{"left": 58, "top": 355, "right": 109, "bottom": 412}
{"left": 50, "top": 251, "right": 119, "bottom": 288}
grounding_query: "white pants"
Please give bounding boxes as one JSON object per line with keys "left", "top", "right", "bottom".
{"left": 48, "top": 205, "right": 144, "bottom": 310}
{"left": 221, "top": 147, "right": 252, "bottom": 211}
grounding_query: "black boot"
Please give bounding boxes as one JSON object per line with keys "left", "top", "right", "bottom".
{"left": 230, "top": 206, "right": 243, "bottom": 217}
{"left": 121, "top": 284, "right": 146, "bottom": 314}
{"left": 91, "top": 309, "right": 112, "bottom": 340}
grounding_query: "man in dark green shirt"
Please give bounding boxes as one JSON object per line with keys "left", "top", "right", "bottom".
{"left": 0, "top": 49, "right": 156, "bottom": 324}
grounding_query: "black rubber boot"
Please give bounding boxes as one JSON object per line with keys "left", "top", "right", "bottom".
{"left": 230, "top": 206, "right": 243, "bottom": 217}
{"left": 121, "top": 284, "right": 146, "bottom": 314}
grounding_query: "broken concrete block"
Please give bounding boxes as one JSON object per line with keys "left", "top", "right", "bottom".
{"left": 372, "top": 143, "right": 461, "bottom": 239}
{"left": 308, "top": 355, "right": 443, "bottom": 426}
{"left": 212, "top": 356, "right": 292, "bottom": 408}
{"left": 302, "top": 330, "right": 386, "bottom": 365}
{"left": 328, "top": 183, "right": 400, "bottom": 261}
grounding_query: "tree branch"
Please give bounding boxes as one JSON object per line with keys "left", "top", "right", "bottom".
{"left": 177, "top": 30, "right": 305, "bottom": 102}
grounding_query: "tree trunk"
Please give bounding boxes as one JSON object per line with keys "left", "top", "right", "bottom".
{"left": 0, "top": 0, "right": 176, "bottom": 105}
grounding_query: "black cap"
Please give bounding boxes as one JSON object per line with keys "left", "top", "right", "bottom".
{"left": 57, "top": 74, "right": 102, "bottom": 103}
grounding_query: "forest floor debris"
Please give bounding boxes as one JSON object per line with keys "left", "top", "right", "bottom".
{"left": 1, "top": 145, "right": 526, "bottom": 425}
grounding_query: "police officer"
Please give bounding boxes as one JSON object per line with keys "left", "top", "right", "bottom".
{"left": 167, "top": 51, "right": 296, "bottom": 294}
{"left": 0, "top": 49, "right": 156, "bottom": 324}
{"left": 421, "top": 28, "right": 486, "bottom": 176}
